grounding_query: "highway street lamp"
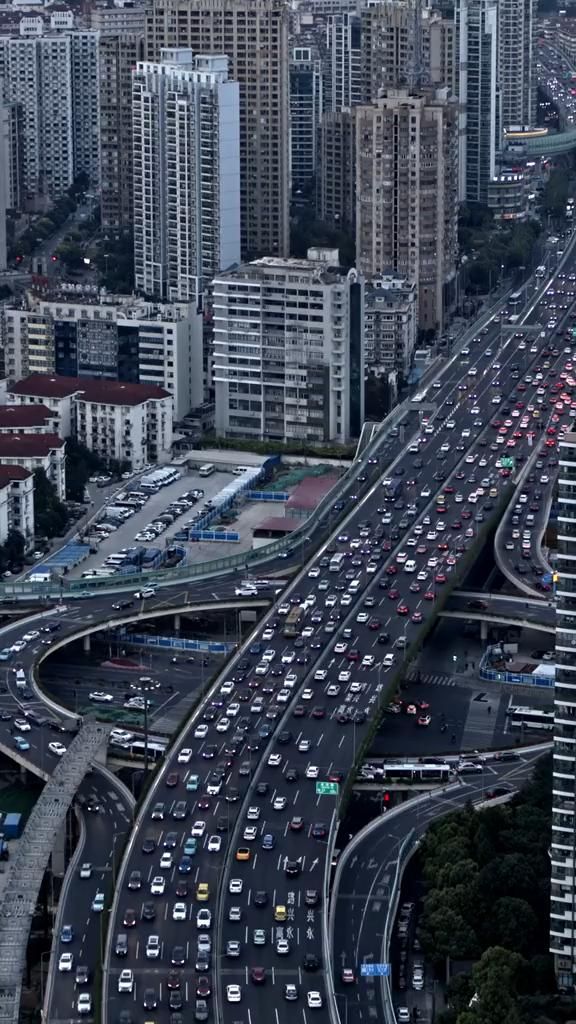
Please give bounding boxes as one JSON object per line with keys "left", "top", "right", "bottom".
{"left": 128, "top": 677, "right": 161, "bottom": 774}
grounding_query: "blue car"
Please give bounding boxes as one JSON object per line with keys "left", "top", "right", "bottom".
{"left": 178, "top": 856, "right": 193, "bottom": 874}
{"left": 261, "top": 834, "right": 276, "bottom": 851}
{"left": 60, "top": 925, "right": 74, "bottom": 943}
{"left": 14, "top": 736, "right": 30, "bottom": 751}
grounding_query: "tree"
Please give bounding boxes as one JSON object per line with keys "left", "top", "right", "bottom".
{"left": 33, "top": 469, "right": 69, "bottom": 539}
{"left": 3, "top": 530, "right": 25, "bottom": 566}
{"left": 489, "top": 897, "right": 538, "bottom": 955}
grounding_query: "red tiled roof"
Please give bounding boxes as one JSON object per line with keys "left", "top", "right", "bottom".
{"left": 10, "top": 374, "right": 170, "bottom": 406}
{"left": 255, "top": 516, "right": 300, "bottom": 534}
{"left": 286, "top": 475, "right": 340, "bottom": 511}
{"left": 0, "top": 405, "right": 54, "bottom": 428}
{"left": 0, "top": 466, "right": 32, "bottom": 488}
{"left": 0, "top": 433, "right": 65, "bottom": 457}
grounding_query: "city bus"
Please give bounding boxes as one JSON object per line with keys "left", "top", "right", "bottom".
{"left": 283, "top": 605, "right": 305, "bottom": 638}
{"left": 376, "top": 762, "right": 454, "bottom": 783}
{"left": 506, "top": 705, "right": 554, "bottom": 731}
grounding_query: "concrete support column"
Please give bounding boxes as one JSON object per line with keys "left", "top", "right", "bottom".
{"left": 480, "top": 620, "right": 488, "bottom": 641}
{"left": 83, "top": 634, "right": 91, "bottom": 654}
{"left": 50, "top": 826, "right": 66, "bottom": 878}
{"left": 174, "top": 614, "right": 181, "bottom": 633}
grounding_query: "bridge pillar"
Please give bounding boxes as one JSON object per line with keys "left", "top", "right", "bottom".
{"left": 480, "top": 620, "right": 488, "bottom": 641}
{"left": 174, "top": 614, "right": 181, "bottom": 634}
{"left": 83, "top": 634, "right": 91, "bottom": 654}
{"left": 239, "top": 610, "right": 258, "bottom": 629}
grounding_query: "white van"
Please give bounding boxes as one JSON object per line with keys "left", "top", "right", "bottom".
{"left": 404, "top": 560, "right": 417, "bottom": 573}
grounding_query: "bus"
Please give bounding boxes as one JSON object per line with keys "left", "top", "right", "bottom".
{"left": 329, "top": 552, "right": 346, "bottom": 573}
{"left": 198, "top": 463, "right": 215, "bottom": 477}
{"left": 379, "top": 762, "right": 454, "bottom": 783}
{"left": 509, "top": 288, "right": 524, "bottom": 309}
{"left": 283, "top": 605, "right": 305, "bottom": 638}
{"left": 506, "top": 705, "right": 554, "bottom": 731}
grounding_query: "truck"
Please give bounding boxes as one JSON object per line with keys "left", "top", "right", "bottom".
{"left": 381, "top": 477, "right": 403, "bottom": 501}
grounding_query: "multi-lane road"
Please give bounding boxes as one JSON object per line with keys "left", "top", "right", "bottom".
{"left": 100, "top": 254, "right": 572, "bottom": 1024}
{"left": 331, "top": 746, "right": 549, "bottom": 1024}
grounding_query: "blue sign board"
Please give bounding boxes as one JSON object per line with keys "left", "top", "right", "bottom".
{"left": 360, "top": 963, "right": 390, "bottom": 977}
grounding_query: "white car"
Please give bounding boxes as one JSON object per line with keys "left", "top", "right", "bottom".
{"left": 177, "top": 748, "right": 193, "bottom": 763}
{"left": 220, "top": 681, "right": 234, "bottom": 695}
{"left": 302, "top": 688, "right": 314, "bottom": 701}
{"left": 58, "top": 953, "right": 73, "bottom": 972}
{"left": 227, "top": 703, "right": 240, "bottom": 717}
{"left": 191, "top": 820, "right": 206, "bottom": 837}
{"left": 134, "top": 587, "right": 155, "bottom": 599}
{"left": 197, "top": 908, "right": 212, "bottom": 929}
{"left": 160, "top": 852, "right": 173, "bottom": 870}
{"left": 243, "top": 826, "right": 258, "bottom": 841}
{"left": 334, "top": 642, "right": 348, "bottom": 654}
{"left": 48, "top": 742, "right": 66, "bottom": 757}
{"left": 150, "top": 876, "right": 166, "bottom": 895}
{"left": 361, "top": 655, "right": 375, "bottom": 668}
{"left": 118, "top": 968, "right": 134, "bottom": 993}
{"left": 338, "top": 670, "right": 351, "bottom": 682}
{"left": 89, "top": 691, "right": 114, "bottom": 703}
{"left": 314, "top": 669, "right": 327, "bottom": 681}
{"left": 91, "top": 891, "right": 105, "bottom": 912}
{"left": 194, "top": 724, "right": 208, "bottom": 739}
{"left": 227, "top": 984, "right": 242, "bottom": 1003}
{"left": 10, "top": 641, "right": 26, "bottom": 653}
{"left": 273, "top": 796, "right": 287, "bottom": 810}
{"left": 13, "top": 719, "right": 30, "bottom": 732}
{"left": 229, "top": 878, "right": 243, "bottom": 894}
{"left": 282, "top": 651, "right": 295, "bottom": 664}
{"left": 349, "top": 681, "right": 363, "bottom": 693}
{"left": 276, "top": 689, "right": 291, "bottom": 703}
{"left": 22, "top": 631, "right": 40, "bottom": 642}
{"left": 216, "top": 717, "right": 230, "bottom": 732}
{"left": 356, "top": 611, "right": 369, "bottom": 623}
{"left": 207, "top": 835, "right": 222, "bottom": 853}
{"left": 79, "top": 863, "right": 92, "bottom": 879}
{"left": 306, "top": 765, "right": 319, "bottom": 779}
{"left": 77, "top": 994, "right": 92, "bottom": 1016}
{"left": 308, "top": 567, "right": 320, "bottom": 578}
{"left": 327, "top": 684, "right": 340, "bottom": 697}
{"left": 247, "top": 806, "right": 260, "bottom": 821}
{"left": 267, "top": 753, "right": 282, "bottom": 768}
{"left": 172, "top": 902, "right": 187, "bottom": 921}
{"left": 307, "top": 992, "right": 323, "bottom": 1009}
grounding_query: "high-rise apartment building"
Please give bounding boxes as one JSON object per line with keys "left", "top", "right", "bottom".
{"left": 144, "top": 0, "right": 290, "bottom": 261}
{"left": 454, "top": 0, "right": 498, "bottom": 204}
{"left": 323, "top": 12, "right": 362, "bottom": 112}
{"left": 498, "top": 0, "right": 535, "bottom": 131}
{"left": 290, "top": 43, "right": 323, "bottom": 195}
{"left": 316, "top": 109, "right": 356, "bottom": 232}
{"left": 69, "top": 32, "right": 101, "bottom": 189}
{"left": 355, "top": 88, "right": 458, "bottom": 332}
{"left": 0, "top": 34, "right": 73, "bottom": 205}
{"left": 361, "top": 0, "right": 415, "bottom": 99}
{"left": 212, "top": 249, "right": 365, "bottom": 444}
{"left": 0, "top": 97, "right": 8, "bottom": 271}
{"left": 364, "top": 275, "right": 417, "bottom": 377}
{"left": 132, "top": 49, "right": 240, "bottom": 303}
{"left": 93, "top": 4, "right": 145, "bottom": 230}
{"left": 551, "top": 430, "right": 576, "bottom": 992}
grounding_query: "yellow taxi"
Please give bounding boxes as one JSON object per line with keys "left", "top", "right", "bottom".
{"left": 196, "top": 882, "right": 209, "bottom": 901}
{"left": 235, "top": 847, "right": 250, "bottom": 862}
{"left": 274, "top": 905, "right": 287, "bottom": 922}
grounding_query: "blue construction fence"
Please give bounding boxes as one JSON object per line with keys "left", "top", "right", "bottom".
{"left": 115, "top": 630, "right": 236, "bottom": 654}
{"left": 245, "top": 491, "right": 289, "bottom": 502}
{"left": 480, "top": 648, "right": 554, "bottom": 689}
{"left": 30, "top": 542, "right": 91, "bottom": 577}
{"left": 189, "top": 530, "right": 240, "bottom": 542}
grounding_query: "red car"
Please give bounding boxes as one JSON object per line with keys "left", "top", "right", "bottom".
{"left": 409, "top": 582, "right": 421, "bottom": 593}
{"left": 165, "top": 772, "right": 179, "bottom": 788}
{"left": 411, "top": 611, "right": 423, "bottom": 623}
{"left": 197, "top": 976, "right": 212, "bottom": 997}
{"left": 346, "top": 649, "right": 360, "bottom": 661}
{"left": 435, "top": 573, "right": 447, "bottom": 584}
{"left": 397, "top": 603, "right": 409, "bottom": 616}
{"left": 388, "top": 588, "right": 400, "bottom": 600}
{"left": 423, "top": 590, "right": 435, "bottom": 601}
{"left": 368, "top": 619, "right": 381, "bottom": 630}
{"left": 250, "top": 967, "right": 266, "bottom": 985}
{"left": 386, "top": 565, "right": 397, "bottom": 575}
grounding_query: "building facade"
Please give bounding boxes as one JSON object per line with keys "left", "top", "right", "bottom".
{"left": 132, "top": 49, "right": 240, "bottom": 303}
{"left": 364, "top": 275, "right": 417, "bottom": 377}
{"left": 212, "top": 249, "right": 364, "bottom": 444}
{"left": 0, "top": 433, "right": 65, "bottom": 498}
{"left": 8, "top": 376, "right": 173, "bottom": 469}
{"left": 454, "top": 0, "right": 498, "bottom": 204}
{"left": 1, "top": 295, "right": 203, "bottom": 420}
{"left": 498, "top": 0, "right": 535, "bottom": 132}
{"left": 144, "top": 0, "right": 290, "bottom": 261}
{"left": 355, "top": 88, "right": 458, "bottom": 333}
{"left": 316, "top": 108, "right": 356, "bottom": 232}
{"left": 98, "top": 25, "right": 145, "bottom": 230}
{"left": 69, "top": 31, "right": 101, "bottom": 189}
{"left": 290, "top": 43, "right": 323, "bottom": 196}
{"left": 551, "top": 430, "right": 576, "bottom": 991}
{"left": 322, "top": 12, "right": 362, "bottom": 112}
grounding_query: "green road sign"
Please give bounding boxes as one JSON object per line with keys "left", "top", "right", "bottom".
{"left": 316, "top": 781, "right": 339, "bottom": 796}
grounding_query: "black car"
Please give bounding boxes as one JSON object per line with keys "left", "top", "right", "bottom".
{"left": 253, "top": 890, "right": 268, "bottom": 907}
{"left": 303, "top": 953, "right": 321, "bottom": 971}
{"left": 142, "top": 989, "right": 158, "bottom": 1010}
{"left": 277, "top": 731, "right": 292, "bottom": 745}
{"left": 255, "top": 782, "right": 269, "bottom": 796}
{"left": 141, "top": 837, "right": 156, "bottom": 854}
{"left": 171, "top": 945, "right": 186, "bottom": 966}
{"left": 75, "top": 965, "right": 90, "bottom": 984}
{"left": 169, "top": 991, "right": 183, "bottom": 1011}
{"left": 141, "top": 901, "right": 156, "bottom": 921}
{"left": 195, "top": 953, "right": 211, "bottom": 972}
{"left": 285, "top": 768, "right": 299, "bottom": 783}
{"left": 127, "top": 870, "right": 142, "bottom": 890}
{"left": 305, "top": 890, "right": 320, "bottom": 907}
{"left": 202, "top": 744, "right": 218, "bottom": 758}
{"left": 112, "top": 600, "right": 134, "bottom": 610}
{"left": 285, "top": 860, "right": 301, "bottom": 878}
{"left": 377, "top": 633, "right": 390, "bottom": 644}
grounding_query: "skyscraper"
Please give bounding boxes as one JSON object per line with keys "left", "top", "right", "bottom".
{"left": 98, "top": 26, "right": 144, "bottom": 230}
{"left": 290, "top": 43, "right": 323, "bottom": 196}
{"left": 355, "top": 87, "right": 458, "bottom": 333}
{"left": 551, "top": 430, "right": 576, "bottom": 992}
{"left": 498, "top": 0, "right": 535, "bottom": 131}
{"left": 454, "top": 0, "right": 498, "bottom": 204}
{"left": 144, "top": 0, "right": 290, "bottom": 261}
{"left": 69, "top": 31, "right": 101, "bottom": 189}
{"left": 0, "top": 96, "right": 8, "bottom": 271}
{"left": 132, "top": 49, "right": 240, "bottom": 303}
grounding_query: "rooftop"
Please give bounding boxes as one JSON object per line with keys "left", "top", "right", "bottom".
{"left": 0, "top": 405, "right": 54, "bottom": 428}
{"left": 0, "top": 433, "right": 65, "bottom": 457}
{"left": 0, "top": 466, "right": 32, "bottom": 487}
{"left": 10, "top": 375, "right": 170, "bottom": 406}
{"left": 286, "top": 474, "right": 340, "bottom": 511}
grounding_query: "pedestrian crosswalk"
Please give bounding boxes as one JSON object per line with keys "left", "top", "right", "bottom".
{"left": 405, "top": 667, "right": 457, "bottom": 687}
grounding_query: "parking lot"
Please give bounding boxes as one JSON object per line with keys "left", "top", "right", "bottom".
{"left": 70, "top": 470, "right": 237, "bottom": 579}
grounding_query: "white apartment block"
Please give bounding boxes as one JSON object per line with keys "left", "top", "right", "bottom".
{"left": 364, "top": 276, "right": 417, "bottom": 378}
{"left": 0, "top": 432, "right": 66, "bottom": 498}
{"left": 355, "top": 88, "right": 459, "bottom": 334}
{"left": 1, "top": 295, "right": 203, "bottom": 420}
{"left": 551, "top": 430, "right": 576, "bottom": 991}
{"left": 498, "top": 0, "right": 535, "bottom": 131}
{"left": 0, "top": 466, "right": 34, "bottom": 547}
{"left": 0, "top": 33, "right": 73, "bottom": 205}
{"left": 454, "top": 0, "right": 498, "bottom": 204}
{"left": 8, "top": 375, "right": 173, "bottom": 469}
{"left": 132, "top": 49, "right": 240, "bottom": 303}
{"left": 0, "top": 97, "right": 8, "bottom": 271}
{"left": 213, "top": 249, "right": 365, "bottom": 445}
{"left": 323, "top": 12, "right": 363, "bottom": 112}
